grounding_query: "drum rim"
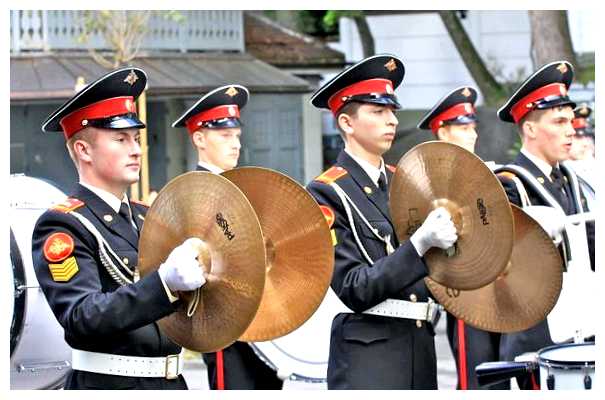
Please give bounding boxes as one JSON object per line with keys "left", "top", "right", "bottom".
{"left": 537, "top": 343, "right": 595, "bottom": 368}
{"left": 10, "top": 228, "right": 27, "bottom": 357}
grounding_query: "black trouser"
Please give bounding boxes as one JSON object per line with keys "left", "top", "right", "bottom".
{"left": 202, "top": 341, "right": 283, "bottom": 390}
{"left": 446, "top": 313, "right": 510, "bottom": 389}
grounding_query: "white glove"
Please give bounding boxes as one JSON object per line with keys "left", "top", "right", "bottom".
{"left": 410, "top": 207, "right": 458, "bottom": 257}
{"left": 158, "top": 238, "right": 206, "bottom": 292}
{"left": 523, "top": 205, "right": 566, "bottom": 243}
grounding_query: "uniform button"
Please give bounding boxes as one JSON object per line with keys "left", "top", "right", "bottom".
{"left": 103, "top": 214, "right": 113, "bottom": 222}
{"left": 416, "top": 320, "right": 422, "bottom": 328}
{"left": 123, "top": 258, "right": 129, "bottom": 265}
{"left": 363, "top": 186, "right": 373, "bottom": 195}
{"left": 409, "top": 294, "right": 417, "bottom": 302}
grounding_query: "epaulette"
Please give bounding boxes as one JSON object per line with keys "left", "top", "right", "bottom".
{"left": 386, "top": 164, "right": 396, "bottom": 173}
{"left": 52, "top": 197, "right": 85, "bottom": 213}
{"left": 315, "top": 166, "right": 348, "bottom": 184}
{"left": 496, "top": 171, "right": 517, "bottom": 181}
{"left": 130, "top": 198, "right": 150, "bottom": 208}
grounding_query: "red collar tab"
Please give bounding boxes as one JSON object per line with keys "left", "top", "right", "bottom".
{"left": 328, "top": 78, "right": 394, "bottom": 115}
{"left": 572, "top": 118, "right": 587, "bottom": 130}
{"left": 186, "top": 105, "right": 240, "bottom": 134}
{"left": 60, "top": 96, "right": 137, "bottom": 139}
{"left": 510, "top": 83, "right": 567, "bottom": 123}
{"left": 429, "top": 103, "right": 475, "bottom": 134}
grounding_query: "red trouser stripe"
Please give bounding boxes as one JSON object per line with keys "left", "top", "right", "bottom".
{"left": 530, "top": 370, "right": 540, "bottom": 390}
{"left": 216, "top": 350, "right": 225, "bottom": 390}
{"left": 457, "top": 319, "right": 468, "bottom": 390}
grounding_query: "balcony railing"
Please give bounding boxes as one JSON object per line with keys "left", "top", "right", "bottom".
{"left": 10, "top": 10, "right": 244, "bottom": 53}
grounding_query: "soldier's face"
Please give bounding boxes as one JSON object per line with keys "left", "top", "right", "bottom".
{"left": 569, "top": 135, "right": 594, "bottom": 161}
{"left": 198, "top": 128, "right": 242, "bottom": 171}
{"left": 344, "top": 103, "right": 398, "bottom": 156}
{"left": 438, "top": 123, "right": 478, "bottom": 153}
{"left": 528, "top": 106, "right": 575, "bottom": 165}
{"left": 86, "top": 128, "right": 141, "bottom": 186}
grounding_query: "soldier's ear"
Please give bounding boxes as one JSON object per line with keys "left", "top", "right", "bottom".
{"left": 192, "top": 131, "right": 206, "bottom": 149}
{"left": 523, "top": 120, "right": 537, "bottom": 139}
{"left": 337, "top": 113, "right": 354, "bottom": 135}
{"left": 73, "top": 139, "right": 93, "bottom": 164}
{"left": 436, "top": 126, "right": 449, "bottom": 141}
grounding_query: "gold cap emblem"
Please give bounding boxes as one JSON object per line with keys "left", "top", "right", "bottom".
{"left": 384, "top": 59, "right": 397, "bottom": 72}
{"left": 556, "top": 63, "right": 568, "bottom": 74}
{"left": 225, "top": 86, "right": 239, "bottom": 97}
{"left": 124, "top": 70, "right": 139, "bottom": 86}
{"left": 461, "top": 87, "right": 471, "bottom": 97}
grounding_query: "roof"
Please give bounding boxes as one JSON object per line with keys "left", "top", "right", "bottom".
{"left": 10, "top": 52, "right": 311, "bottom": 101}
{"left": 244, "top": 12, "right": 345, "bottom": 69}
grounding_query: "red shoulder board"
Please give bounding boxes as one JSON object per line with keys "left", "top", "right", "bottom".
{"left": 130, "top": 199, "right": 150, "bottom": 208}
{"left": 386, "top": 164, "right": 396, "bottom": 173}
{"left": 315, "top": 166, "right": 348, "bottom": 184}
{"left": 52, "top": 197, "right": 85, "bottom": 213}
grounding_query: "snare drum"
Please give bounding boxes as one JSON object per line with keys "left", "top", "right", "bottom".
{"left": 537, "top": 343, "right": 595, "bottom": 390}
{"left": 251, "top": 288, "right": 349, "bottom": 382}
{"left": 9, "top": 175, "right": 72, "bottom": 389}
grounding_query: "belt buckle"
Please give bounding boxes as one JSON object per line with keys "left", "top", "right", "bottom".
{"left": 164, "top": 354, "right": 179, "bottom": 380}
{"left": 425, "top": 299, "right": 443, "bottom": 326}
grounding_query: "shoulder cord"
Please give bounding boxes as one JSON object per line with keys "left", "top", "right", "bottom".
{"left": 495, "top": 165, "right": 563, "bottom": 212}
{"left": 560, "top": 161, "right": 589, "bottom": 214}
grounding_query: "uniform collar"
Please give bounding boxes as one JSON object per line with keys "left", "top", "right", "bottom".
{"left": 197, "top": 161, "right": 223, "bottom": 175}
{"left": 344, "top": 148, "right": 387, "bottom": 187}
{"left": 79, "top": 181, "right": 129, "bottom": 213}
{"left": 520, "top": 148, "right": 559, "bottom": 180}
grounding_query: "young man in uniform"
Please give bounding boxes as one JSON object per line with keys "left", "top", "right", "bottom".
{"left": 32, "top": 67, "right": 206, "bottom": 389}
{"left": 495, "top": 61, "right": 595, "bottom": 388}
{"left": 172, "top": 85, "right": 283, "bottom": 390}
{"left": 306, "top": 54, "right": 458, "bottom": 389}
{"left": 417, "top": 86, "right": 508, "bottom": 390}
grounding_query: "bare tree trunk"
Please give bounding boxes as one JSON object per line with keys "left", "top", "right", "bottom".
{"left": 528, "top": 11, "right": 577, "bottom": 69}
{"left": 439, "top": 11, "right": 505, "bottom": 107}
{"left": 353, "top": 15, "right": 375, "bottom": 58}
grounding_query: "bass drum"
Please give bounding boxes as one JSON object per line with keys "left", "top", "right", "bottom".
{"left": 250, "top": 288, "right": 349, "bottom": 383}
{"left": 9, "top": 174, "right": 72, "bottom": 389}
{"left": 537, "top": 343, "right": 595, "bottom": 390}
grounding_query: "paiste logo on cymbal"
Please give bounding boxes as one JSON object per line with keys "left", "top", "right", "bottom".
{"left": 556, "top": 63, "right": 568, "bottom": 74}
{"left": 384, "top": 58, "right": 397, "bottom": 72}
{"left": 225, "top": 86, "right": 239, "bottom": 97}
{"left": 461, "top": 87, "right": 471, "bottom": 97}
{"left": 124, "top": 70, "right": 139, "bottom": 86}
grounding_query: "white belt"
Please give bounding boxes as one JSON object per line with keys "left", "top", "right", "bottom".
{"left": 71, "top": 349, "right": 184, "bottom": 379}
{"left": 362, "top": 298, "right": 442, "bottom": 323}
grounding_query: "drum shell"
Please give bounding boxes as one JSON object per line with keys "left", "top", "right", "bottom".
{"left": 9, "top": 175, "right": 72, "bottom": 389}
{"left": 537, "top": 343, "right": 595, "bottom": 390}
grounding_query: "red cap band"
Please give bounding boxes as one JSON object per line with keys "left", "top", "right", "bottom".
{"left": 60, "top": 96, "right": 137, "bottom": 139}
{"left": 327, "top": 78, "right": 394, "bottom": 115}
{"left": 185, "top": 105, "right": 240, "bottom": 134}
{"left": 510, "top": 83, "right": 567, "bottom": 124}
{"left": 429, "top": 103, "right": 475, "bottom": 134}
{"left": 572, "top": 118, "right": 587, "bottom": 130}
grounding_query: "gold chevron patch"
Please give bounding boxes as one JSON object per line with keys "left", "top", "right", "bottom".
{"left": 48, "top": 256, "right": 79, "bottom": 282}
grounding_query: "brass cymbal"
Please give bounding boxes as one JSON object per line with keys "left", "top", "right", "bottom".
{"left": 426, "top": 204, "right": 563, "bottom": 333}
{"left": 222, "top": 167, "right": 334, "bottom": 341}
{"left": 138, "top": 171, "right": 266, "bottom": 352}
{"left": 389, "top": 141, "right": 514, "bottom": 290}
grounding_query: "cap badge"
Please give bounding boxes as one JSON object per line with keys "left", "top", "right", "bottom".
{"left": 580, "top": 107, "right": 588, "bottom": 116}
{"left": 385, "top": 83, "right": 394, "bottom": 95}
{"left": 124, "top": 70, "right": 139, "bottom": 86}
{"left": 556, "top": 63, "right": 568, "bottom": 74}
{"left": 461, "top": 87, "right": 471, "bottom": 97}
{"left": 384, "top": 58, "right": 397, "bottom": 72}
{"left": 225, "top": 86, "right": 239, "bottom": 97}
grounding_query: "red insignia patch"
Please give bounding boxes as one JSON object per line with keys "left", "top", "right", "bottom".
{"left": 43, "top": 232, "right": 75, "bottom": 263}
{"left": 319, "top": 205, "right": 335, "bottom": 229}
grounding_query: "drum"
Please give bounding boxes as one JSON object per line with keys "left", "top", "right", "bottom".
{"left": 9, "top": 174, "right": 72, "bottom": 389}
{"left": 250, "top": 288, "right": 349, "bottom": 382}
{"left": 537, "top": 343, "right": 595, "bottom": 390}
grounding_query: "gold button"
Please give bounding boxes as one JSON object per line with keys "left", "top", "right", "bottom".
{"left": 81, "top": 119, "right": 88, "bottom": 126}
{"left": 123, "top": 258, "right": 129, "bottom": 265}
{"left": 416, "top": 320, "right": 422, "bottom": 328}
{"left": 363, "top": 186, "right": 373, "bottom": 195}
{"left": 409, "top": 294, "right": 417, "bottom": 302}
{"left": 103, "top": 215, "right": 113, "bottom": 222}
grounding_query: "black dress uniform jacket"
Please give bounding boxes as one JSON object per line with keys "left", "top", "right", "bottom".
{"left": 32, "top": 184, "right": 187, "bottom": 390}
{"left": 497, "top": 152, "right": 595, "bottom": 388}
{"left": 196, "top": 164, "right": 283, "bottom": 390}
{"left": 306, "top": 150, "right": 437, "bottom": 389}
